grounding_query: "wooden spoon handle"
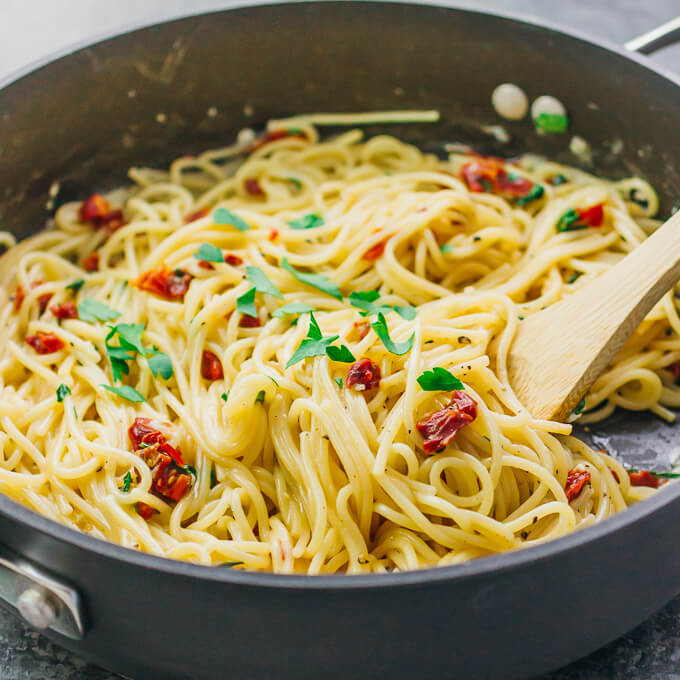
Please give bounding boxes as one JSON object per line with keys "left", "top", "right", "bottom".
{"left": 508, "top": 210, "right": 680, "bottom": 421}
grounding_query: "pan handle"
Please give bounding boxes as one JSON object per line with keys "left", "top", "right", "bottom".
{"left": 625, "top": 16, "right": 680, "bottom": 55}
{"left": 0, "top": 542, "right": 85, "bottom": 640}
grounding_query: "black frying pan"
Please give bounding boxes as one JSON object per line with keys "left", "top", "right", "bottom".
{"left": 1, "top": 4, "right": 680, "bottom": 679}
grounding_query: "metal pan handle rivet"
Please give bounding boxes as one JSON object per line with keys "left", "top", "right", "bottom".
{"left": 16, "top": 587, "right": 59, "bottom": 630}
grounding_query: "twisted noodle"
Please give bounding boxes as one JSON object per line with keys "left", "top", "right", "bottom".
{"left": 0, "top": 115, "right": 675, "bottom": 574}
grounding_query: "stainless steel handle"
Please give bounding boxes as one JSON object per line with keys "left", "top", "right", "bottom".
{"left": 626, "top": 16, "right": 680, "bottom": 55}
{"left": 0, "top": 543, "right": 85, "bottom": 640}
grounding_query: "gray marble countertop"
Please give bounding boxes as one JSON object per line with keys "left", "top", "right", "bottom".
{"left": 2, "top": 0, "right": 680, "bottom": 678}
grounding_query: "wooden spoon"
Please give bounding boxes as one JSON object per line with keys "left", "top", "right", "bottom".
{"left": 507, "top": 211, "right": 680, "bottom": 421}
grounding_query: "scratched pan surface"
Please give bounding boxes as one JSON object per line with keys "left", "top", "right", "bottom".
{"left": 1, "top": 4, "right": 680, "bottom": 680}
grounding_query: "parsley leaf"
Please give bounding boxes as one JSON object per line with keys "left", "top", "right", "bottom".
{"left": 285, "top": 313, "right": 339, "bottom": 368}
{"left": 326, "top": 345, "right": 355, "bottom": 363}
{"left": 281, "top": 258, "right": 342, "bottom": 300}
{"left": 120, "top": 471, "right": 132, "bottom": 493}
{"left": 56, "top": 384, "right": 71, "bottom": 402}
{"left": 112, "top": 323, "right": 146, "bottom": 354}
{"left": 183, "top": 464, "right": 197, "bottom": 477}
{"left": 78, "top": 298, "right": 121, "bottom": 323}
{"left": 220, "top": 392, "right": 229, "bottom": 402}
{"left": 272, "top": 302, "right": 315, "bottom": 318}
{"left": 371, "top": 312, "right": 414, "bottom": 356}
{"left": 193, "top": 243, "right": 223, "bottom": 263}
{"left": 571, "top": 397, "right": 586, "bottom": 416}
{"left": 394, "top": 305, "right": 417, "bottom": 320}
{"left": 567, "top": 271, "right": 582, "bottom": 284}
{"left": 440, "top": 243, "right": 454, "bottom": 254}
{"left": 350, "top": 290, "right": 381, "bottom": 303}
{"left": 334, "top": 377, "right": 343, "bottom": 388}
{"left": 101, "top": 384, "right": 146, "bottom": 402}
{"left": 255, "top": 390, "right": 265, "bottom": 404}
{"left": 66, "top": 279, "right": 85, "bottom": 293}
{"left": 147, "top": 350, "right": 173, "bottom": 380}
{"left": 348, "top": 291, "right": 415, "bottom": 320}
{"left": 556, "top": 209, "right": 584, "bottom": 232}
{"left": 213, "top": 208, "right": 251, "bottom": 232}
{"left": 515, "top": 184, "right": 545, "bottom": 207}
{"left": 246, "top": 266, "right": 283, "bottom": 299}
{"left": 534, "top": 113, "right": 568, "bottom": 133}
{"left": 236, "top": 287, "right": 258, "bottom": 318}
{"left": 417, "top": 367, "right": 464, "bottom": 391}
{"left": 288, "top": 213, "right": 324, "bottom": 230}
{"left": 219, "top": 561, "right": 245, "bottom": 568}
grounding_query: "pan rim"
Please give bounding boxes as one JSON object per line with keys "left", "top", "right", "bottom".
{"left": 1, "top": 0, "right": 680, "bottom": 590}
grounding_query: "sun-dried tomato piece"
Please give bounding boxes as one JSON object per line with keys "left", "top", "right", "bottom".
{"left": 12, "top": 285, "right": 26, "bottom": 310}
{"left": 136, "top": 265, "right": 193, "bottom": 300}
{"left": 98, "top": 209, "right": 126, "bottom": 232}
{"left": 128, "top": 417, "right": 167, "bottom": 450}
{"left": 629, "top": 470, "right": 663, "bottom": 488}
{"left": 461, "top": 158, "right": 535, "bottom": 200}
{"left": 197, "top": 260, "right": 215, "bottom": 270}
{"left": 184, "top": 208, "right": 209, "bottom": 224}
{"left": 565, "top": 467, "right": 591, "bottom": 501}
{"left": 79, "top": 194, "right": 110, "bottom": 223}
{"left": 14, "top": 281, "right": 50, "bottom": 312}
{"left": 239, "top": 314, "right": 261, "bottom": 328}
{"left": 224, "top": 253, "right": 243, "bottom": 266}
{"left": 50, "top": 301, "right": 78, "bottom": 319}
{"left": 25, "top": 331, "right": 65, "bottom": 354}
{"left": 153, "top": 464, "right": 193, "bottom": 502}
{"left": 577, "top": 204, "right": 604, "bottom": 227}
{"left": 346, "top": 358, "right": 381, "bottom": 392}
{"left": 269, "top": 229, "right": 279, "bottom": 241}
{"left": 82, "top": 253, "right": 100, "bottom": 272}
{"left": 668, "top": 361, "right": 680, "bottom": 380}
{"left": 416, "top": 390, "right": 477, "bottom": 454}
{"left": 363, "top": 239, "right": 387, "bottom": 261}
{"left": 201, "top": 350, "right": 224, "bottom": 380}
{"left": 244, "top": 178, "right": 264, "bottom": 196}
{"left": 136, "top": 502, "right": 155, "bottom": 519}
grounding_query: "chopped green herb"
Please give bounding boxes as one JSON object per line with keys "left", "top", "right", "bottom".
{"left": 272, "top": 302, "right": 315, "bottom": 318}
{"left": 649, "top": 471, "right": 680, "bottom": 479}
{"left": 556, "top": 209, "right": 585, "bottom": 233}
{"left": 440, "top": 243, "right": 454, "bottom": 254}
{"left": 334, "top": 377, "right": 343, "bottom": 389}
{"left": 267, "top": 376, "right": 279, "bottom": 387}
{"left": 534, "top": 113, "right": 568, "bottom": 134}
{"left": 56, "top": 384, "right": 71, "bottom": 402}
{"left": 518, "top": 315, "right": 525, "bottom": 321}
{"left": 220, "top": 392, "right": 229, "bottom": 402}
{"left": 218, "top": 561, "right": 245, "bottom": 568}
{"left": 236, "top": 287, "right": 258, "bottom": 318}
{"left": 78, "top": 298, "right": 121, "bottom": 323}
{"left": 255, "top": 390, "right": 265, "bottom": 404}
{"left": 371, "top": 312, "right": 414, "bottom": 356}
{"left": 417, "top": 367, "right": 464, "bottom": 392}
{"left": 147, "top": 350, "right": 173, "bottom": 380}
{"left": 515, "top": 184, "right": 545, "bottom": 207}
{"left": 110, "top": 323, "right": 146, "bottom": 354}
{"left": 120, "top": 471, "right": 132, "bottom": 493}
{"left": 350, "top": 290, "right": 381, "bottom": 303}
{"left": 246, "top": 266, "right": 283, "bottom": 299}
{"left": 285, "top": 313, "right": 339, "bottom": 368}
{"left": 66, "top": 279, "right": 85, "bottom": 293}
{"left": 193, "top": 243, "right": 224, "bottom": 263}
{"left": 281, "top": 258, "right": 342, "bottom": 300}
{"left": 288, "top": 213, "right": 324, "bottom": 230}
{"left": 101, "top": 384, "right": 146, "bottom": 402}
{"left": 571, "top": 397, "right": 586, "bottom": 416}
{"left": 567, "top": 271, "right": 582, "bottom": 284}
{"left": 394, "top": 305, "right": 417, "bottom": 321}
{"left": 550, "top": 174, "right": 569, "bottom": 186}
{"left": 183, "top": 465, "right": 197, "bottom": 477}
{"left": 288, "top": 178, "right": 302, "bottom": 190}
{"left": 213, "top": 208, "right": 251, "bottom": 232}
{"left": 326, "top": 344, "right": 355, "bottom": 363}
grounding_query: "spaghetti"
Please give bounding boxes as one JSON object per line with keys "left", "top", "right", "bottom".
{"left": 0, "top": 114, "right": 677, "bottom": 573}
